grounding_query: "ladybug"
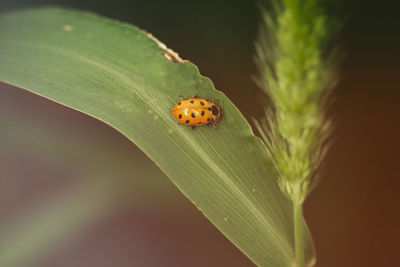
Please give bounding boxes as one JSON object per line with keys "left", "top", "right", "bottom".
{"left": 171, "top": 95, "right": 222, "bottom": 129}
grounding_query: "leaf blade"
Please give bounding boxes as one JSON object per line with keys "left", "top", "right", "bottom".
{"left": 0, "top": 8, "right": 314, "bottom": 266}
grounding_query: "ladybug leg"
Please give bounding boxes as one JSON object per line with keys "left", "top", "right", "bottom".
{"left": 210, "top": 119, "right": 218, "bottom": 129}
{"left": 191, "top": 94, "right": 198, "bottom": 98}
{"left": 191, "top": 126, "right": 197, "bottom": 130}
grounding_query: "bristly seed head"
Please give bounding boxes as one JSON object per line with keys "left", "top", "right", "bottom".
{"left": 254, "top": 1, "right": 340, "bottom": 202}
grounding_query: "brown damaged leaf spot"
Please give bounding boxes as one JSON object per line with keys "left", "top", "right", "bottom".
{"left": 146, "top": 32, "right": 188, "bottom": 63}
{"left": 162, "top": 52, "right": 180, "bottom": 63}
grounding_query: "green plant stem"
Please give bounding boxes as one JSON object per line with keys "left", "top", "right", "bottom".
{"left": 294, "top": 200, "right": 305, "bottom": 267}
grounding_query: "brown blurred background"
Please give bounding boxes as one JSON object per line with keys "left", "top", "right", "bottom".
{"left": 0, "top": 0, "right": 399, "bottom": 266}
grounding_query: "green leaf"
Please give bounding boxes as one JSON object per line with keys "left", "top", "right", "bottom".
{"left": 0, "top": 8, "right": 314, "bottom": 266}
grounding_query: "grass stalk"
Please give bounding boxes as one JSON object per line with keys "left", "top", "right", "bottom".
{"left": 294, "top": 199, "right": 305, "bottom": 267}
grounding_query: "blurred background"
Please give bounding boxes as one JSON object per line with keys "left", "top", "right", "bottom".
{"left": 0, "top": 0, "right": 399, "bottom": 266}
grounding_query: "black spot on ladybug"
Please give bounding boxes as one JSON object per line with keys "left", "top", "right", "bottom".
{"left": 200, "top": 101, "right": 204, "bottom": 106}
{"left": 178, "top": 114, "right": 182, "bottom": 119}
{"left": 190, "top": 100, "right": 194, "bottom": 104}
{"left": 211, "top": 105, "right": 220, "bottom": 115}
{"left": 185, "top": 120, "right": 190, "bottom": 124}
{"left": 201, "top": 111, "right": 205, "bottom": 116}
{"left": 191, "top": 113, "right": 195, "bottom": 118}
{"left": 208, "top": 107, "right": 212, "bottom": 111}
{"left": 207, "top": 118, "right": 211, "bottom": 122}
{"left": 178, "top": 102, "right": 181, "bottom": 105}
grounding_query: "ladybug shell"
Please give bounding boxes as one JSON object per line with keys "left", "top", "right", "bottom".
{"left": 171, "top": 97, "right": 221, "bottom": 126}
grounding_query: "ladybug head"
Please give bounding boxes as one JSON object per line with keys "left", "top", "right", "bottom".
{"left": 211, "top": 105, "right": 220, "bottom": 116}
{"left": 210, "top": 104, "right": 221, "bottom": 122}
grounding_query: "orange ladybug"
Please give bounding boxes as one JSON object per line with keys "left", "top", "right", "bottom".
{"left": 171, "top": 95, "right": 222, "bottom": 129}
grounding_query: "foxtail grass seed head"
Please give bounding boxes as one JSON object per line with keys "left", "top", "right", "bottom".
{"left": 254, "top": 0, "right": 339, "bottom": 203}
